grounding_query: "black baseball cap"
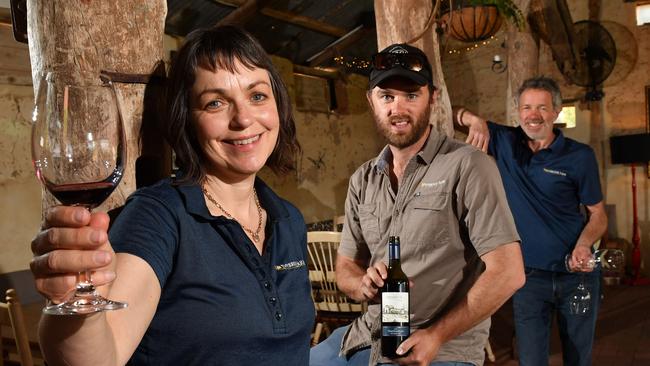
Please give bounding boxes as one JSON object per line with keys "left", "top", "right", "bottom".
{"left": 368, "top": 43, "right": 434, "bottom": 89}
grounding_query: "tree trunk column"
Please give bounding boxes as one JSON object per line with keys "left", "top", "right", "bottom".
{"left": 506, "top": 0, "right": 538, "bottom": 126}
{"left": 374, "top": 0, "right": 453, "bottom": 136}
{"left": 27, "top": 0, "right": 167, "bottom": 211}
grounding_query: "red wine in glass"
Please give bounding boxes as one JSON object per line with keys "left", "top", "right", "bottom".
{"left": 44, "top": 170, "right": 123, "bottom": 209}
{"left": 31, "top": 71, "right": 128, "bottom": 315}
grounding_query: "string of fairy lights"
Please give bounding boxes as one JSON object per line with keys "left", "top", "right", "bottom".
{"left": 445, "top": 35, "right": 499, "bottom": 55}
{"left": 331, "top": 35, "right": 500, "bottom": 71}
{"left": 333, "top": 56, "right": 371, "bottom": 71}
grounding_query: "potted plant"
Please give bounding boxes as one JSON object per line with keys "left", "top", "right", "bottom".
{"left": 440, "top": 0, "right": 525, "bottom": 43}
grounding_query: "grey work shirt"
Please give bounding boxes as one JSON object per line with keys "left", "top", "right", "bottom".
{"left": 338, "top": 128, "right": 520, "bottom": 366}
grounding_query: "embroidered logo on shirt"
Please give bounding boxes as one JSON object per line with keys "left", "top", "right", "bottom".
{"left": 274, "top": 260, "right": 306, "bottom": 271}
{"left": 420, "top": 180, "right": 446, "bottom": 188}
{"left": 543, "top": 168, "right": 567, "bottom": 177}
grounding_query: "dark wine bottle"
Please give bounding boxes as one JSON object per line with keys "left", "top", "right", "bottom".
{"left": 381, "top": 235, "right": 410, "bottom": 358}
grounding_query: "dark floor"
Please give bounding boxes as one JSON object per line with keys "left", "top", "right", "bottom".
{"left": 489, "top": 284, "right": 650, "bottom": 366}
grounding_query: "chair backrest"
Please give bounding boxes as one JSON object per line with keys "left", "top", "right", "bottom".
{"left": 0, "top": 289, "right": 33, "bottom": 366}
{"left": 306, "top": 231, "right": 364, "bottom": 313}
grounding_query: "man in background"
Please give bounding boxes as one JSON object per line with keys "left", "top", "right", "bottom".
{"left": 456, "top": 76, "right": 608, "bottom": 366}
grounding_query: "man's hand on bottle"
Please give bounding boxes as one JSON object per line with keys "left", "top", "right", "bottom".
{"left": 359, "top": 262, "right": 387, "bottom": 302}
{"left": 388, "top": 327, "right": 441, "bottom": 366}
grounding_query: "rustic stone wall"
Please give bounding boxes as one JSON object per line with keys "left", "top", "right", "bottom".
{"left": 0, "top": 24, "right": 41, "bottom": 274}
{"left": 260, "top": 57, "right": 382, "bottom": 224}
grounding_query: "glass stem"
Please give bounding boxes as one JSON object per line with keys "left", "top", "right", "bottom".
{"left": 75, "top": 205, "right": 96, "bottom": 293}
{"left": 76, "top": 271, "right": 96, "bottom": 293}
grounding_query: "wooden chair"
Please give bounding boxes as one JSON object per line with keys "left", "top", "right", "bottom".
{"left": 0, "top": 289, "right": 34, "bottom": 366}
{"left": 307, "top": 231, "right": 365, "bottom": 346}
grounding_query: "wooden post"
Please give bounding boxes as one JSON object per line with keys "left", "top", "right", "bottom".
{"left": 374, "top": 0, "right": 453, "bottom": 137}
{"left": 506, "top": 0, "right": 538, "bottom": 126}
{"left": 587, "top": 0, "right": 606, "bottom": 187}
{"left": 27, "top": 0, "right": 167, "bottom": 211}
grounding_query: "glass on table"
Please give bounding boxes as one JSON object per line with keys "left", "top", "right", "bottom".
{"left": 31, "top": 71, "right": 128, "bottom": 315}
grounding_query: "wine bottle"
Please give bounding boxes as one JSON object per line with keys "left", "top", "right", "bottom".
{"left": 381, "top": 235, "right": 410, "bottom": 358}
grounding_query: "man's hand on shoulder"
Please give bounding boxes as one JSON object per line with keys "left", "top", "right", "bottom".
{"left": 454, "top": 107, "right": 490, "bottom": 153}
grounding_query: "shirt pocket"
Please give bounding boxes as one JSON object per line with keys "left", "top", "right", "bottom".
{"left": 411, "top": 191, "right": 448, "bottom": 210}
{"left": 404, "top": 191, "right": 451, "bottom": 250}
{"left": 358, "top": 203, "right": 381, "bottom": 247}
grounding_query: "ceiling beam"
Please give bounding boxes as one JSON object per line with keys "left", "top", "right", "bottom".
{"left": 306, "top": 25, "right": 372, "bottom": 67}
{"left": 214, "top": 0, "right": 347, "bottom": 37}
{"left": 260, "top": 8, "right": 347, "bottom": 37}
{"left": 216, "top": 0, "right": 274, "bottom": 26}
{"left": 293, "top": 64, "right": 341, "bottom": 79}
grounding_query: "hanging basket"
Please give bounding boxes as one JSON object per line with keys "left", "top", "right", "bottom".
{"left": 441, "top": 5, "right": 503, "bottom": 43}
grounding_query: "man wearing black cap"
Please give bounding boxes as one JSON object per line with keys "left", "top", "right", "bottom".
{"left": 310, "top": 44, "right": 525, "bottom": 366}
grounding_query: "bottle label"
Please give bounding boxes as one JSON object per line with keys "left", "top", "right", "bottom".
{"left": 382, "top": 292, "right": 409, "bottom": 323}
{"left": 382, "top": 325, "right": 410, "bottom": 336}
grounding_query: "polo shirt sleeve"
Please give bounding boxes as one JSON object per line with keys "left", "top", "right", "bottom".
{"left": 576, "top": 147, "right": 603, "bottom": 206}
{"left": 338, "top": 168, "right": 371, "bottom": 263}
{"left": 486, "top": 120, "right": 512, "bottom": 157}
{"left": 456, "top": 149, "right": 520, "bottom": 256}
{"left": 109, "top": 191, "right": 179, "bottom": 289}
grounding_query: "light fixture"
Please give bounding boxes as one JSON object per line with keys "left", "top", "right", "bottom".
{"left": 491, "top": 54, "right": 506, "bottom": 73}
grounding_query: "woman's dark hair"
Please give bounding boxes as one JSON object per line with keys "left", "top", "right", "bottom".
{"left": 165, "top": 25, "right": 300, "bottom": 184}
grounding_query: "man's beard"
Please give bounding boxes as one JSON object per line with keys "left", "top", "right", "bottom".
{"left": 375, "top": 103, "right": 431, "bottom": 148}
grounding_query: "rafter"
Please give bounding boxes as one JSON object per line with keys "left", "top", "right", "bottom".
{"left": 216, "top": 0, "right": 274, "bottom": 26}
{"left": 306, "top": 25, "right": 372, "bottom": 67}
{"left": 213, "top": 0, "right": 347, "bottom": 37}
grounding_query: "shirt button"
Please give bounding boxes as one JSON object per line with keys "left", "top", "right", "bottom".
{"left": 275, "top": 312, "right": 283, "bottom": 320}
{"left": 269, "top": 296, "right": 277, "bottom": 304}
{"left": 263, "top": 281, "right": 271, "bottom": 289}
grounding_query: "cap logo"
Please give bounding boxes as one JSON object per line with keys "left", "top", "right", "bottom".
{"left": 388, "top": 46, "right": 409, "bottom": 54}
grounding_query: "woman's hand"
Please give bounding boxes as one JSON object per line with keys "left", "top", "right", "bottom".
{"left": 30, "top": 206, "right": 117, "bottom": 303}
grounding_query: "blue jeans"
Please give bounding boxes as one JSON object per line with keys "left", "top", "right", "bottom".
{"left": 513, "top": 268, "right": 600, "bottom": 366}
{"left": 310, "top": 325, "right": 475, "bottom": 366}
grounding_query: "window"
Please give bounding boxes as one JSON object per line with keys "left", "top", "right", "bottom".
{"left": 555, "top": 105, "right": 576, "bottom": 128}
{"left": 637, "top": 3, "right": 650, "bottom": 26}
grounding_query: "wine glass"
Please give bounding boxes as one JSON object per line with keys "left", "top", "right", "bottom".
{"left": 565, "top": 248, "right": 625, "bottom": 272}
{"left": 31, "top": 71, "right": 128, "bottom": 315}
{"left": 569, "top": 278, "right": 591, "bottom": 315}
{"left": 566, "top": 249, "right": 624, "bottom": 315}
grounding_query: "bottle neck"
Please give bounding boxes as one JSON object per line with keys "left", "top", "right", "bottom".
{"left": 388, "top": 242, "right": 400, "bottom": 266}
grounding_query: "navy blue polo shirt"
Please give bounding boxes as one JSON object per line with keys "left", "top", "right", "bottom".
{"left": 109, "top": 177, "right": 314, "bottom": 365}
{"left": 487, "top": 122, "right": 603, "bottom": 272}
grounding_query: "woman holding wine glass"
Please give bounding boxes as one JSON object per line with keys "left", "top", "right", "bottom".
{"left": 29, "top": 26, "right": 313, "bottom": 365}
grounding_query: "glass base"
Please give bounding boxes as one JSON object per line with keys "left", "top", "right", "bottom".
{"left": 43, "top": 292, "right": 127, "bottom": 315}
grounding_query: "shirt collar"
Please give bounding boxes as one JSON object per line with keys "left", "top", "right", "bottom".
{"left": 176, "top": 177, "right": 289, "bottom": 221}
{"left": 372, "top": 125, "right": 445, "bottom": 173}
{"left": 516, "top": 126, "right": 565, "bottom": 153}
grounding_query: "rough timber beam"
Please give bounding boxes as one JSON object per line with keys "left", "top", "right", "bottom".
{"left": 214, "top": 0, "right": 347, "bottom": 37}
